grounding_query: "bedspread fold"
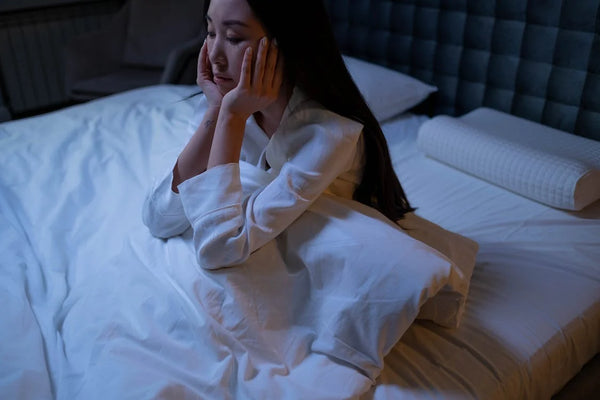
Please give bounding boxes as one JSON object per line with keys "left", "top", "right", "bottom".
{"left": 0, "top": 86, "right": 456, "bottom": 399}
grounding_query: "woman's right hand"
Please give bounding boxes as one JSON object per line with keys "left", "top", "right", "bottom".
{"left": 196, "top": 39, "right": 223, "bottom": 108}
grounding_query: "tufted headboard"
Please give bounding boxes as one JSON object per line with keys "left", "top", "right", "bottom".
{"left": 323, "top": 0, "right": 600, "bottom": 140}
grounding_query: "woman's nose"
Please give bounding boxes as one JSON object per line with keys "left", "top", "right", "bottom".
{"left": 208, "top": 38, "right": 226, "bottom": 67}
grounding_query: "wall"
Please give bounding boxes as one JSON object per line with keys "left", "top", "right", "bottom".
{"left": 0, "top": 0, "right": 124, "bottom": 121}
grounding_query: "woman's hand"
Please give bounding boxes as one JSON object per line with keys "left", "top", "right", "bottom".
{"left": 221, "top": 37, "right": 284, "bottom": 119}
{"left": 196, "top": 39, "right": 223, "bottom": 108}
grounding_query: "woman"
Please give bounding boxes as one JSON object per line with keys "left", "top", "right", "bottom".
{"left": 143, "top": 0, "right": 414, "bottom": 269}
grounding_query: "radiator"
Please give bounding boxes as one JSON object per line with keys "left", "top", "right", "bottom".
{"left": 0, "top": 0, "right": 124, "bottom": 118}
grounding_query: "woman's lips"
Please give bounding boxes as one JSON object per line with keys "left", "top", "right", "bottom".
{"left": 214, "top": 75, "right": 232, "bottom": 85}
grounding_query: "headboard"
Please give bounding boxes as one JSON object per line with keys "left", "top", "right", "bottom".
{"left": 323, "top": 0, "right": 600, "bottom": 140}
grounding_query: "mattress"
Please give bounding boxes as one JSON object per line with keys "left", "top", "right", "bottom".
{"left": 372, "top": 115, "right": 600, "bottom": 399}
{"left": 0, "top": 85, "right": 598, "bottom": 399}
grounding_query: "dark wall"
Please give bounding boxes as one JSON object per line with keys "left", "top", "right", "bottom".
{"left": 0, "top": 0, "right": 125, "bottom": 121}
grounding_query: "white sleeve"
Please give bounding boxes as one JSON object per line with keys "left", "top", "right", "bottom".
{"left": 178, "top": 109, "right": 363, "bottom": 270}
{"left": 142, "top": 169, "right": 190, "bottom": 238}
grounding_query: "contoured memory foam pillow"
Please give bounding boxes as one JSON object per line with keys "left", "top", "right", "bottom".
{"left": 417, "top": 108, "right": 600, "bottom": 211}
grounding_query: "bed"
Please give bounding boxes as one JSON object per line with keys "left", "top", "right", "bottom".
{"left": 1, "top": 1, "right": 599, "bottom": 399}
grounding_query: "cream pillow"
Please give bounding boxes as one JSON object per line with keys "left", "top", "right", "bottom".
{"left": 343, "top": 55, "right": 437, "bottom": 122}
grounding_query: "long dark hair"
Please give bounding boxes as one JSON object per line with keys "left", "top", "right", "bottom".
{"left": 204, "top": 0, "right": 415, "bottom": 221}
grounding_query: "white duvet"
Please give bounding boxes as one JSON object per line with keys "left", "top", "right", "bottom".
{"left": 3, "top": 85, "right": 599, "bottom": 400}
{"left": 0, "top": 85, "right": 455, "bottom": 399}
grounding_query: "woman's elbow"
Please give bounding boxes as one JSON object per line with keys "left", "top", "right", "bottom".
{"left": 193, "top": 230, "right": 250, "bottom": 270}
{"left": 142, "top": 209, "right": 190, "bottom": 239}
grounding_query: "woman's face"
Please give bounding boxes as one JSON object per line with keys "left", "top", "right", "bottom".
{"left": 206, "top": 0, "right": 267, "bottom": 94}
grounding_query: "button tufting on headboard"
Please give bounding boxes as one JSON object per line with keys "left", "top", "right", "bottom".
{"left": 324, "top": 0, "right": 600, "bottom": 140}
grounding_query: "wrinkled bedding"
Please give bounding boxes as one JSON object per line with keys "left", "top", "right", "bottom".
{"left": 1, "top": 85, "right": 599, "bottom": 400}
{"left": 0, "top": 85, "right": 453, "bottom": 399}
{"left": 373, "top": 114, "right": 600, "bottom": 399}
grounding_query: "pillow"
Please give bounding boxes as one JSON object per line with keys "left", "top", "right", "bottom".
{"left": 277, "top": 193, "right": 454, "bottom": 380}
{"left": 238, "top": 162, "right": 454, "bottom": 380}
{"left": 342, "top": 55, "right": 437, "bottom": 122}
{"left": 396, "top": 213, "right": 479, "bottom": 328}
{"left": 417, "top": 108, "right": 600, "bottom": 211}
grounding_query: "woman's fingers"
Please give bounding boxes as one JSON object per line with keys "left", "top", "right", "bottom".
{"left": 197, "top": 40, "right": 212, "bottom": 82}
{"left": 239, "top": 46, "right": 253, "bottom": 89}
{"left": 253, "top": 37, "right": 268, "bottom": 87}
{"left": 222, "top": 38, "right": 282, "bottom": 117}
{"left": 250, "top": 37, "right": 280, "bottom": 92}
{"left": 199, "top": 40, "right": 207, "bottom": 69}
{"left": 196, "top": 41, "right": 205, "bottom": 85}
{"left": 265, "top": 41, "right": 280, "bottom": 89}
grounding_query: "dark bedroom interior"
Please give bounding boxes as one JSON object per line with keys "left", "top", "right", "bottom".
{"left": 0, "top": 1, "right": 599, "bottom": 399}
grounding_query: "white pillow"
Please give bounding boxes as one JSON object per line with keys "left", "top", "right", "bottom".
{"left": 342, "top": 55, "right": 437, "bottom": 122}
{"left": 417, "top": 108, "right": 600, "bottom": 211}
{"left": 282, "top": 193, "right": 454, "bottom": 380}
{"left": 237, "top": 163, "right": 454, "bottom": 380}
{"left": 397, "top": 213, "right": 479, "bottom": 328}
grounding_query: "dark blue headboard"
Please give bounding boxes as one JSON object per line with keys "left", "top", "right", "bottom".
{"left": 324, "top": 0, "right": 600, "bottom": 140}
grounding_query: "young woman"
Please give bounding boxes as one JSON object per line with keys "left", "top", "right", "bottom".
{"left": 143, "top": 0, "right": 414, "bottom": 269}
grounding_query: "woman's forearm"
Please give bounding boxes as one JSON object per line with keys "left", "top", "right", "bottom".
{"left": 206, "top": 109, "right": 247, "bottom": 169}
{"left": 172, "top": 106, "right": 220, "bottom": 192}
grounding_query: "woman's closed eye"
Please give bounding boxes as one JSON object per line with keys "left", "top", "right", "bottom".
{"left": 226, "top": 37, "right": 243, "bottom": 44}
{"left": 206, "top": 31, "right": 244, "bottom": 45}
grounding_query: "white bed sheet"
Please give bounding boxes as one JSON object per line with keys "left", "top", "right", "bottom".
{"left": 1, "top": 85, "right": 385, "bottom": 399}
{"left": 0, "top": 85, "right": 598, "bottom": 400}
{"left": 369, "top": 115, "right": 600, "bottom": 399}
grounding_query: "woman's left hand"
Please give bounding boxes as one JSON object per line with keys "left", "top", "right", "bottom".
{"left": 221, "top": 37, "right": 284, "bottom": 119}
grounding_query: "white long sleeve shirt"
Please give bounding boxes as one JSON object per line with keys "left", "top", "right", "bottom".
{"left": 142, "top": 88, "right": 364, "bottom": 269}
